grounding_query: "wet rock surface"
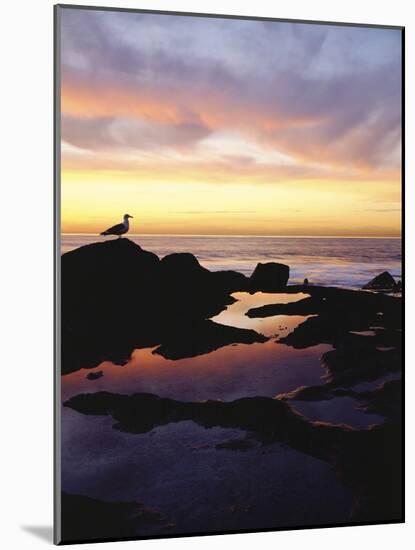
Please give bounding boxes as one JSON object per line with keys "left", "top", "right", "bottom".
{"left": 247, "top": 285, "right": 402, "bottom": 387}
{"left": 64, "top": 388, "right": 402, "bottom": 523}
{"left": 60, "top": 240, "right": 403, "bottom": 533}
{"left": 215, "top": 437, "right": 258, "bottom": 451}
{"left": 362, "top": 271, "right": 399, "bottom": 292}
{"left": 249, "top": 262, "right": 289, "bottom": 291}
{"left": 61, "top": 239, "right": 270, "bottom": 374}
{"left": 153, "top": 319, "right": 267, "bottom": 360}
{"left": 321, "top": 344, "right": 401, "bottom": 386}
{"left": 357, "top": 379, "right": 402, "bottom": 421}
{"left": 86, "top": 370, "right": 103, "bottom": 381}
{"left": 61, "top": 492, "right": 164, "bottom": 543}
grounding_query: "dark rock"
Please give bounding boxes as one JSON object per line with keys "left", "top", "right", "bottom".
{"left": 245, "top": 285, "right": 402, "bottom": 353}
{"left": 62, "top": 239, "right": 160, "bottom": 320}
{"left": 160, "top": 253, "right": 248, "bottom": 293}
{"left": 61, "top": 239, "right": 264, "bottom": 374}
{"left": 357, "top": 380, "right": 402, "bottom": 421}
{"left": 60, "top": 492, "right": 164, "bottom": 543}
{"left": 61, "top": 239, "right": 162, "bottom": 374}
{"left": 211, "top": 270, "right": 249, "bottom": 293}
{"left": 86, "top": 370, "right": 104, "bottom": 381}
{"left": 277, "top": 385, "right": 339, "bottom": 401}
{"left": 153, "top": 319, "right": 267, "bottom": 360}
{"left": 277, "top": 377, "right": 402, "bottom": 422}
{"left": 247, "top": 296, "right": 321, "bottom": 318}
{"left": 279, "top": 313, "right": 363, "bottom": 349}
{"left": 339, "top": 422, "right": 402, "bottom": 523}
{"left": 321, "top": 345, "right": 401, "bottom": 387}
{"left": 248, "top": 286, "right": 400, "bottom": 321}
{"left": 216, "top": 438, "right": 257, "bottom": 451}
{"left": 249, "top": 262, "right": 289, "bottom": 291}
{"left": 363, "top": 271, "right": 396, "bottom": 291}
{"left": 159, "top": 253, "right": 247, "bottom": 318}
{"left": 159, "top": 253, "right": 208, "bottom": 290}
{"left": 64, "top": 391, "right": 318, "bottom": 444}
{"left": 64, "top": 390, "right": 402, "bottom": 523}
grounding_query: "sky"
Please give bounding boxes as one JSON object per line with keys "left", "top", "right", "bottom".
{"left": 60, "top": 8, "right": 402, "bottom": 236}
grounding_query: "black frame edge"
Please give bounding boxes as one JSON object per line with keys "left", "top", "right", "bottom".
{"left": 55, "top": 3, "right": 404, "bottom": 30}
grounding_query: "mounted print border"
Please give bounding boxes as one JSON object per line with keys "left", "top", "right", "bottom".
{"left": 54, "top": 4, "right": 405, "bottom": 545}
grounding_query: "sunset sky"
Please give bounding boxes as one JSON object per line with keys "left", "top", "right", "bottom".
{"left": 59, "top": 8, "right": 402, "bottom": 236}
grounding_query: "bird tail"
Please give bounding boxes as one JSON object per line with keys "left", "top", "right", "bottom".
{"left": 100, "top": 231, "right": 109, "bottom": 235}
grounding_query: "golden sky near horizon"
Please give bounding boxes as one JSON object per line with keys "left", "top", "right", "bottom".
{"left": 60, "top": 9, "right": 402, "bottom": 237}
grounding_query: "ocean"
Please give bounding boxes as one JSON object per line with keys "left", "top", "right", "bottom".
{"left": 61, "top": 234, "right": 402, "bottom": 290}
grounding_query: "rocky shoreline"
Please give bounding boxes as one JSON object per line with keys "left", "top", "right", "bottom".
{"left": 61, "top": 238, "right": 288, "bottom": 374}
{"left": 61, "top": 238, "right": 403, "bottom": 537}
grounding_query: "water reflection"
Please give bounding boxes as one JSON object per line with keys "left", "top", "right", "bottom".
{"left": 212, "top": 291, "right": 310, "bottom": 337}
{"left": 291, "top": 397, "right": 384, "bottom": 429}
{"left": 62, "top": 293, "right": 331, "bottom": 402}
{"left": 62, "top": 413, "right": 353, "bottom": 535}
{"left": 63, "top": 339, "right": 331, "bottom": 402}
{"left": 61, "top": 290, "right": 366, "bottom": 534}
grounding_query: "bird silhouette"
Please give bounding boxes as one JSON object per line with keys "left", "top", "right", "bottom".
{"left": 100, "top": 214, "right": 133, "bottom": 238}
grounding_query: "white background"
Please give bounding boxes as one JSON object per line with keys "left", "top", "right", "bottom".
{"left": 1, "top": 0, "right": 412, "bottom": 548}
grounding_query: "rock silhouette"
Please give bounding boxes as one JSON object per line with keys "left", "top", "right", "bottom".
{"left": 86, "top": 370, "right": 104, "bottom": 381}
{"left": 61, "top": 241, "right": 402, "bottom": 375}
{"left": 60, "top": 238, "right": 402, "bottom": 529}
{"left": 277, "top": 379, "right": 402, "bottom": 423}
{"left": 247, "top": 285, "right": 401, "bottom": 351}
{"left": 249, "top": 262, "right": 289, "bottom": 291}
{"left": 60, "top": 492, "right": 164, "bottom": 542}
{"left": 61, "top": 239, "right": 271, "bottom": 374}
{"left": 362, "top": 271, "right": 397, "bottom": 291}
{"left": 64, "top": 388, "right": 402, "bottom": 523}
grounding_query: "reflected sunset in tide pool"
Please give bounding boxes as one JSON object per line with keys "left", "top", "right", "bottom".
{"left": 62, "top": 292, "right": 328, "bottom": 404}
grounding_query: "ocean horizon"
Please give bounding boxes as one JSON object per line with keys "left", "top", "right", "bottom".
{"left": 61, "top": 233, "right": 402, "bottom": 290}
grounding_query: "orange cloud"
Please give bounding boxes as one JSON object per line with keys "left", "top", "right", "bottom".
{"left": 62, "top": 75, "right": 400, "bottom": 181}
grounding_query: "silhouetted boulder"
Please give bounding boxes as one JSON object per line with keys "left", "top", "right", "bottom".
{"left": 321, "top": 345, "right": 401, "bottom": 386}
{"left": 250, "top": 262, "right": 289, "bottom": 291}
{"left": 86, "top": 370, "right": 103, "bottom": 381}
{"left": 363, "top": 271, "right": 396, "bottom": 291}
{"left": 246, "top": 285, "right": 402, "bottom": 352}
{"left": 212, "top": 270, "right": 249, "bottom": 293}
{"left": 161, "top": 252, "right": 206, "bottom": 275}
{"left": 277, "top": 385, "right": 335, "bottom": 401}
{"left": 153, "top": 319, "right": 267, "bottom": 360}
{"left": 61, "top": 239, "right": 266, "bottom": 373}
{"left": 160, "top": 254, "right": 248, "bottom": 308}
{"left": 60, "top": 492, "right": 164, "bottom": 543}
{"left": 64, "top": 391, "right": 310, "bottom": 440}
{"left": 215, "top": 438, "right": 257, "bottom": 451}
{"left": 358, "top": 379, "right": 402, "bottom": 420}
{"left": 62, "top": 238, "right": 160, "bottom": 327}
{"left": 247, "top": 296, "right": 321, "bottom": 318}
{"left": 64, "top": 389, "right": 402, "bottom": 522}
{"left": 62, "top": 238, "right": 160, "bottom": 288}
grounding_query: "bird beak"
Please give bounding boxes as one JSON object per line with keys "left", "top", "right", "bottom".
{"left": 130, "top": 215, "right": 134, "bottom": 218}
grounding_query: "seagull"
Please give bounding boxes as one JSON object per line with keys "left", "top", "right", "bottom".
{"left": 100, "top": 214, "right": 133, "bottom": 238}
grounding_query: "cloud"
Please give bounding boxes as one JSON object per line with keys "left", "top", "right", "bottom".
{"left": 60, "top": 7, "right": 402, "bottom": 178}
{"left": 181, "top": 210, "right": 257, "bottom": 215}
{"left": 62, "top": 115, "right": 211, "bottom": 152}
